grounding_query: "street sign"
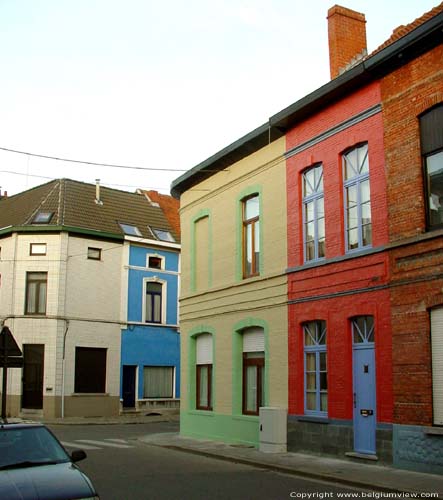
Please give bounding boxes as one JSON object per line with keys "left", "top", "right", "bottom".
{"left": 1, "top": 325, "right": 23, "bottom": 420}
{"left": 0, "top": 357, "right": 24, "bottom": 368}
{"left": 0, "top": 326, "right": 22, "bottom": 356}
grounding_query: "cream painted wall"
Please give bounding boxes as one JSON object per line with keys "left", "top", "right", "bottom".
{"left": 0, "top": 232, "right": 123, "bottom": 416}
{"left": 179, "top": 136, "right": 288, "bottom": 415}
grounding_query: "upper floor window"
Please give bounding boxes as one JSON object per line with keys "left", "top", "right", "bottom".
{"left": 242, "top": 195, "right": 260, "bottom": 278}
{"left": 147, "top": 255, "right": 164, "bottom": 270}
{"left": 25, "top": 272, "right": 47, "bottom": 315}
{"left": 30, "top": 243, "right": 47, "bottom": 256}
{"left": 343, "top": 143, "right": 372, "bottom": 251}
{"left": 145, "top": 280, "right": 164, "bottom": 324}
{"left": 302, "top": 164, "right": 325, "bottom": 262}
{"left": 303, "top": 320, "right": 327, "bottom": 415}
{"left": 87, "top": 247, "right": 102, "bottom": 260}
{"left": 420, "top": 105, "right": 443, "bottom": 229}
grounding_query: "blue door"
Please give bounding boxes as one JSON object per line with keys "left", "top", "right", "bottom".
{"left": 352, "top": 316, "right": 376, "bottom": 455}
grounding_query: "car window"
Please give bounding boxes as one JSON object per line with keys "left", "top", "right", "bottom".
{"left": 0, "top": 427, "right": 70, "bottom": 468}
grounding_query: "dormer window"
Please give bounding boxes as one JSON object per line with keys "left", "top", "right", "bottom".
{"left": 119, "top": 222, "right": 142, "bottom": 237}
{"left": 150, "top": 228, "right": 175, "bottom": 242}
{"left": 32, "top": 211, "right": 54, "bottom": 224}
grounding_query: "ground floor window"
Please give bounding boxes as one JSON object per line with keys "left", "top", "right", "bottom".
{"left": 196, "top": 333, "right": 213, "bottom": 410}
{"left": 74, "top": 347, "right": 107, "bottom": 393}
{"left": 243, "top": 352, "right": 264, "bottom": 415}
{"left": 143, "top": 366, "right": 174, "bottom": 398}
{"left": 431, "top": 307, "right": 443, "bottom": 425}
{"left": 303, "top": 320, "right": 327, "bottom": 415}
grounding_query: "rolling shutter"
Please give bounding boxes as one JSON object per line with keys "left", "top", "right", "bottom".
{"left": 243, "top": 327, "right": 265, "bottom": 353}
{"left": 196, "top": 334, "right": 212, "bottom": 365}
{"left": 431, "top": 307, "right": 443, "bottom": 425}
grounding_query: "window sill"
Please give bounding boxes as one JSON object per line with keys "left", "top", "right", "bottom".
{"left": 293, "top": 415, "right": 329, "bottom": 424}
{"left": 139, "top": 398, "right": 179, "bottom": 402}
{"left": 425, "top": 427, "right": 443, "bottom": 436}
{"left": 72, "top": 393, "right": 109, "bottom": 397}
{"left": 232, "top": 414, "right": 259, "bottom": 422}
{"left": 189, "top": 410, "right": 215, "bottom": 417}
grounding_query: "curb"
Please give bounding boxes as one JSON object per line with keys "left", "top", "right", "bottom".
{"left": 143, "top": 441, "right": 405, "bottom": 494}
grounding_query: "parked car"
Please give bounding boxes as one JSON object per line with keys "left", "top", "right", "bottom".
{"left": 0, "top": 421, "right": 99, "bottom": 499}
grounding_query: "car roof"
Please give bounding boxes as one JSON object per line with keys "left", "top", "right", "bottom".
{"left": 0, "top": 421, "right": 45, "bottom": 430}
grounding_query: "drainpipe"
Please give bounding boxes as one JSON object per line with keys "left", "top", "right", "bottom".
{"left": 61, "top": 320, "right": 70, "bottom": 419}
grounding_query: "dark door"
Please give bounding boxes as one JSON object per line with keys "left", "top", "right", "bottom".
{"left": 122, "top": 365, "right": 136, "bottom": 408}
{"left": 22, "top": 344, "right": 44, "bottom": 409}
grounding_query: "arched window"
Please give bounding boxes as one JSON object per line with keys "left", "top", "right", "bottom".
{"left": 302, "top": 164, "right": 325, "bottom": 261}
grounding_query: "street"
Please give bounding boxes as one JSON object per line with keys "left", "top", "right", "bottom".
{"left": 49, "top": 422, "right": 366, "bottom": 500}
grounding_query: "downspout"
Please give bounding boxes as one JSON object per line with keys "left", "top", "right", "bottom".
{"left": 61, "top": 320, "right": 69, "bottom": 419}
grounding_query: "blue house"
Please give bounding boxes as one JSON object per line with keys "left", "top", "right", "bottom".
{"left": 120, "top": 196, "right": 181, "bottom": 412}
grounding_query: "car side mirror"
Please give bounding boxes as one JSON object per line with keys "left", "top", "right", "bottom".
{"left": 71, "top": 449, "right": 87, "bottom": 463}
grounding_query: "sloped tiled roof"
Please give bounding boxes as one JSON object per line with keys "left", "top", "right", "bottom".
{"left": 370, "top": 1, "right": 443, "bottom": 55}
{"left": 142, "top": 190, "right": 180, "bottom": 238}
{"left": 0, "top": 179, "right": 180, "bottom": 243}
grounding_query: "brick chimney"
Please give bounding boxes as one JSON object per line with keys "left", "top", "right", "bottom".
{"left": 327, "top": 5, "right": 367, "bottom": 79}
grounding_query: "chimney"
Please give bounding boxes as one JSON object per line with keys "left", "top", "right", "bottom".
{"left": 327, "top": 5, "right": 367, "bottom": 79}
{"left": 0, "top": 189, "right": 7, "bottom": 200}
{"left": 95, "top": 179, "right": 103, "bottom": 205}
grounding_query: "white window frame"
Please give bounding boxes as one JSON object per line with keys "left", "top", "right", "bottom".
{"left": 142, "top": 277, "right": 167, "bottom": 324}
{"left": 143, "top": 365, "right": 175, "bottom": 399}
{"left": 146, "top": 253, "right": 165, "bottom": 270}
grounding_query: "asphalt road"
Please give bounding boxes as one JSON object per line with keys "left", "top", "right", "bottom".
{"left": 49, "top": 422, "right": 365, "bottom": 500}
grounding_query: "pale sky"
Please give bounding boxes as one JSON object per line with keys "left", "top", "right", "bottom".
{"left": 0, "top": 0, "right": 439, "bottom": 197}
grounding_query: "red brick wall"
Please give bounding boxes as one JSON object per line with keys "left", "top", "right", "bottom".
{"left": 381, "top": 45, "right": 443, "bottom": 242}
{"left": 381, "top": 44, "right": 443, "bottom": 426}
{"left": 287, "top": 82, "right": 388, "bottom": 268}
{"left": 286, "top": 81, "right": 393, "bottom": 423}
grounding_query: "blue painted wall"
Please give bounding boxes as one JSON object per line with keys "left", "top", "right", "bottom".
{"left": 121, "top": 244, "right": 180, "bottom": 400}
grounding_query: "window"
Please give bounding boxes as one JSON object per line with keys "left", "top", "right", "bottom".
{"left": 143, "top": 366, "right": 174, "bottom": 398}
{"left": 303, "top": 164, "right": 325, "bottom": 261}
{"left": 196, "top": 334, "right": 213, "bottom": 411}
{"left": 343, "top": 143, "right": 372, "bottom": 251}
{"left": 430, "top": 307, "right": 443, "bottom": 425}
{"left": 151, "top": 228, "right": 175, "bottom": 242}
{"left": 74, "top": 347, "right": 107, "bottom": 393}
{"left": 30, "top": 243, "right": 47, "bottom": 256}
{"left": 25, "top": 272, "right": 47, "bottom": 315}
{"left": 303, "top": 321, "right": 327, "bottom": 415}
{"left": 242, "top": 327, "right": 265, "bottom": 415}
{"left": 147, "top": 255, "right": 164, "bottom": 269}
{"left": 87, "top": 247, "right": 102, "bottom": 260}
{"left": 32, "top": 211, "right": 54, "bottom": 224}
{"left": 420, "top": 105, "right": 443, "bottom": 229}
{"left": 119, "top": 222, "right": 142, "bottom": 237}
{"left": 145, "top": 281, "right": 163, "bottom": 323}
{"left": 242, "top": 195, "right": 260, "bottom": 278}
{"left": 352, "top": 315, "right": 374, "bottom": 344}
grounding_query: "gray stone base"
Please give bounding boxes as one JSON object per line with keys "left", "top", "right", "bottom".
{"left": 287, "top": 416, "right": 392, "bottom": 464}
{"left": 393, "top": 424, "right": 443, "bottom": 474}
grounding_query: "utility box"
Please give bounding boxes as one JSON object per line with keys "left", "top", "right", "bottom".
{"left": 259, "top": 407, "right": 287, "bottom": 453}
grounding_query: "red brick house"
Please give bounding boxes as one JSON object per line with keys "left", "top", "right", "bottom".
{"left": 267, "top": 3, "right": 443, "bottom": 470}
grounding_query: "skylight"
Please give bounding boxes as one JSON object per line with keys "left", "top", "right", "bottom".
{"left": 119, "top": 222, "right": 142, "bottom": 237}
{"left": 151, "top": 228, "right": 175, "bottom": 242}
{"left": 32, "top": 211, "right": 54, "bottom": 224}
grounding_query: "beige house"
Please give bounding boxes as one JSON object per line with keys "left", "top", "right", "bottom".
{"left": 172, "top": 125, "right": 288, "bottom": 446}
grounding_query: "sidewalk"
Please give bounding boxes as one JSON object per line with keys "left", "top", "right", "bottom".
{"left": 140, "top": 432, "right": 443, "bottom": 495}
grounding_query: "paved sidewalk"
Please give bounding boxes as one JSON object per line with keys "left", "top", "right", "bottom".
{"left": 140, "top": 432, "right": 443, "bottom": 495}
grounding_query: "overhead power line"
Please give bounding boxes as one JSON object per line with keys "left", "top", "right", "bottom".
{"left": 0, "top": 146, "right": 188, "bottom": 172}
